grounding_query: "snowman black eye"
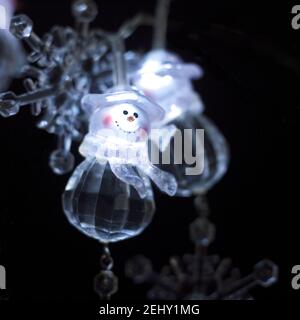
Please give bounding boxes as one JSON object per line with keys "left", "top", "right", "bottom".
{"left": 133, "top": 113, "right": 138, "bottom": 118}
{"left": 123, "top": 110, "right": 128, "bottom": 115}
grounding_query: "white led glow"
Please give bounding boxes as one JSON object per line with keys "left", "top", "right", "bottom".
{"left": 139, "top": 59, "right": 163, "bottom": 73}
{"left": 0, "top": 0, "right": 13, "bottom": 29}
{"left": 137, "top": 73, "right": 173, "bottom": 92}
{"left": 133, "top": 49, "right": 204, "bottom": 126}
{"left": 106, "top": 92, "right": 138, "bottom": 102}
{"left": 169, "top": 103, "right": 182, "bottom": 119}
{"left": 0, "top": 4, "right": 6, "bottom": 29}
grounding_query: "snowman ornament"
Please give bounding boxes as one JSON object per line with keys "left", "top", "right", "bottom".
{"left": 133, "top": 49, "right": 204, "bottom": 126}
{"left": 79, "top": 89, "right": 178, "bottom": 198}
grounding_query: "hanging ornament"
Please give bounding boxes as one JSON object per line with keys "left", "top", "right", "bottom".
{"left": 63, "top": 157, "right": 155, "bottom": 243}
{"left": 63, "top": 31, "right": 177, "bottom": 245}
{"left": 79, "top": 89, "right": 177, "bottom": 197}
{"left": 161, "top": 113, "right": 229, "bottom": 196}
{"left": 133, "top": 49, "right": 204, "bottom": 126}
{"left": 132, "top": 0, "right": 229, "bottom": 196}
{"left": 0, "top": 0, "right": 266, "bottom": 301}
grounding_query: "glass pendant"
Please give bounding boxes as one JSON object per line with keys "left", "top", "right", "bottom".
{"left": 63, "top": 157, "right": 155, "bottom": 243}
{"left": 132, "top": 46, "right": 229, "bottom": 197}
{"left": 159, "top": 112, "right": 229, "bottom": 196}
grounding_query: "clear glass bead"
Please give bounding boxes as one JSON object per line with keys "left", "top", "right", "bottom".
{"left": 159, "top": 113, "right": 230, "bottom": 196}
{"left": 63, "top": 157, "right": 155, "bottom": 243}
{"left": 49, "top": 149, "right": 75, "bottom": 175}
{"left": 72, "top": 0, "right": 98, "bottom": 23}
{"left": 253, "top": 260, "right": 278, "bottom": 287}
{"left": 0, "top": 92, "right": 20, "bottom": 117}
{"left": 9, "top": 14, "right": 33, "bottom": 39}
{"left": 94, "top": 270, "right": 118, "bottom": 299}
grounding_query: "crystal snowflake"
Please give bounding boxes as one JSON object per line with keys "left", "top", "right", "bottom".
{"left": 0, "top": 0, "right": 145, "bottom": 175}
{"left": 126, "top": 196, "right": 278, "bottom": 300}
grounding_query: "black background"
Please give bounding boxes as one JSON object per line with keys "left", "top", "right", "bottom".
{"left": 0, "top": 0, "right": 299, "bottom": 302}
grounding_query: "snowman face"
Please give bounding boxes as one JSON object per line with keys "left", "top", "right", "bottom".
{"left": 110, "top": 104, "right": 144, "bottom": 133}
{"left": 90, "top": 103, "right": 150, "bottom": 143}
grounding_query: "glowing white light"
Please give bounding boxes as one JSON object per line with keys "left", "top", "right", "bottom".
{"left": 137, "top": 74, "right": 173, "bottom": 92}
{"left": 0, "top": 4, "right": 7, "bottom": 29}
{"left": 169, "top": 103, "right": 182, "bottom": 119}
{"left": 0, "top": 0, "right": 13, "bottom": 30}
{"left": 106, "top": 92, "right": 138, "bottom": 102}
{"left": 140, "top": 59, "right": 163, "bottom": 73}
{"left": 133, "top": 49, "right": 205, "bottom": 125}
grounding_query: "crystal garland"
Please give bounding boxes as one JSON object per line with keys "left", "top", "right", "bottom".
{"left": 0, "top": 0, "right": 277, "bottom": 299}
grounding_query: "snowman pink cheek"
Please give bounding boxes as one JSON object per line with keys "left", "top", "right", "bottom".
{"left": 102, "top": 115, "right": 113, "bottom": 127}
{"left": 143, "top": 90, "right": 153, "bottom": 99}
{"left": 138, "top": 127, "right": 149, "bottom": 140}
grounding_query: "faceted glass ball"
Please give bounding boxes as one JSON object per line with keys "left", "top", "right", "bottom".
{"left": 63, "top": 158, "right": 155, "bottom": 243}
{"left": 158, "top": 113, "right": 230, "bottom": 196}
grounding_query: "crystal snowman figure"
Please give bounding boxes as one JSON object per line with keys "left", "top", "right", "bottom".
{"left": 63, "top": 89, "right": 177, "bottom": 243}
{"left": 133, "top": 49, "right": 205, "bottom": 126}
{"left": 79, "top": 89, "right": 177, "bottom": 198}
{"left": 133, "top": 49, "right": 229, "bottom": 196}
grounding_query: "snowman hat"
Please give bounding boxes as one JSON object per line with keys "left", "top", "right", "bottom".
{"left": 82, "top": 89, "right": 165, "bottom": 123}
{"left": 139, "top": 49, "right": 203, "bottom": 80}
{"left": 155, "top": 62, "right": 203, "bottom": 80}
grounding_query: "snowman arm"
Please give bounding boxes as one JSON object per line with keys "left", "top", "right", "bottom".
{"left": 140, "top": 162, "right": 177, "bottom": 196}
{"left": 110, "top": 163, "right": 147, "bottom": 198}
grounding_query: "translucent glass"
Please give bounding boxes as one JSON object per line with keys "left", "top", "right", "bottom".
{"left": 0, "top": 1, "right": 24, "bottom": 90}
{"left": 0, "top": 33, "right": 24, "bottom": 92}
{"left": 80, "top": 90, "right": 177, "bottom": 197}
{"left": 63, "top": 158, "right": 155, "bottom": 243}
{"left": 81, "top": 89, "right": 165, "bottom": 123}
{"left": 49, "top": 149, "right": 75, "bottom": 175}
{"left": 133, "top": 49, "right": 204, "bottom": 125}
{"left": 158, "top": 113, "right": 230, "bottom": 196}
